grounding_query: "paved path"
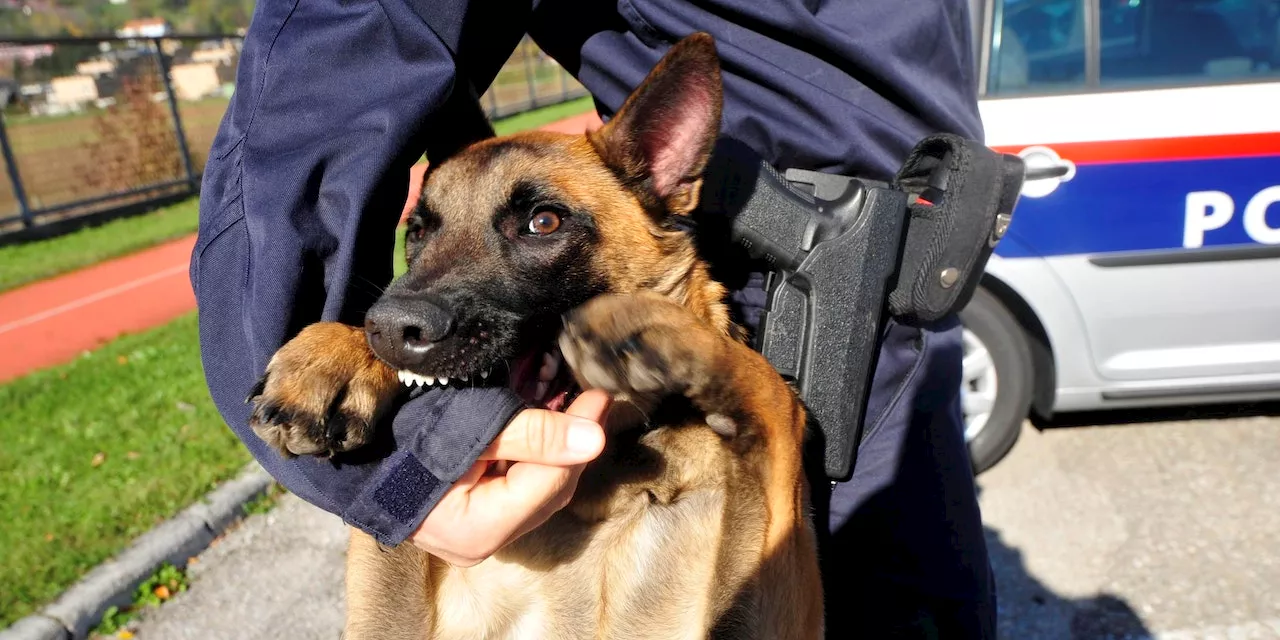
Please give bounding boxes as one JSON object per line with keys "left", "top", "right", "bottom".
{"left": 131, "top": 493, "right": 348, "bottom": 640}
{"left": 0, "top": 110, "right": 603, "bottom": 384}
{"left": 981, "top": 408, "right": 1280, "bottom": 639}
{"left": 127, "top": 408, "right": 1280, "bottom": 639}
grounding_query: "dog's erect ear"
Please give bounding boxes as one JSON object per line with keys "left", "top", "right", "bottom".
{"left": 425, "top": 81, "right": 496, "bottom": 166}
{"left": 589, "top": 33, "right": 723, "bottom": 215}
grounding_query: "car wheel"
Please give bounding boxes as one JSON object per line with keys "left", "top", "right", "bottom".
{"left": 957, "top": 287, "right": 1035, "bottom": 474}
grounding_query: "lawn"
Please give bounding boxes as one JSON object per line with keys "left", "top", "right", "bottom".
{"left": 492, "top": 95, "right": 593, "bottom": 136}
{"left": 0, "top": 313, "right": 251, "bottom": 627}
{"left": 0, "top": 96, "right": 595, "bottom": 295}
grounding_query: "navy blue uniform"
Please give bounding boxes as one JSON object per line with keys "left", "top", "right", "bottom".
{"left": 192, "top": 0, "right": 995, "bottom": 636}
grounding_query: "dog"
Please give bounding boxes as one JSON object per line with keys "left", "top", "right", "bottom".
{"left": 245, "top": 33, "right": 824, "bottom": 639}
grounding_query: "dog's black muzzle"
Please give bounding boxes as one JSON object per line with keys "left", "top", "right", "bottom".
{"left": 365, "top": 293, "right": 455, "bottom": 370}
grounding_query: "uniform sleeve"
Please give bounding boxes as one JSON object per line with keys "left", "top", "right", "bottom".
{"left": 190, "top": 0, "right": 527, "bottom": 546}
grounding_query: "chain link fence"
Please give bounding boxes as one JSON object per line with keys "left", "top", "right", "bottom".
{"left": 0, "top": 34, "right": 589, "bottom": 238}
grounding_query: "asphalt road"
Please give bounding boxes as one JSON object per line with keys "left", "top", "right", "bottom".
{"left": 130, "top": 406, "right": 1280, "bottom": 639}
{"left": 980, "top": 405, "right": 1280, "bottom": 639}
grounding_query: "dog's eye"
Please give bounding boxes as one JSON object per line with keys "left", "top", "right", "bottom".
{"left": 527, "top": 210, "right": 562, "bottom": 235}
{"left": 406, "top": 211, "right": 437, "bottom": 243}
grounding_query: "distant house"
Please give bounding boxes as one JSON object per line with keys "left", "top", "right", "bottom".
{"left": 45, "top": 73, "right": 123, "bottom": 112}
{"left": 76, "top": 59, "right": 116, "bottom": 77}
{"left": 190, "top": 42, "right": 236, "bottom": 67}
{"left": 169, "top": 62, "right": 219, "bottom": 101}
{"left": 49, "top": 75, "right": 98, "bottom": 110}
{"left": 116, "top": 17, "right": 171, "bottom": 39}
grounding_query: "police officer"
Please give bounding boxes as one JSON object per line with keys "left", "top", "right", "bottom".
{"left": 192, "top": 0, "right": 996, "bottom": 636}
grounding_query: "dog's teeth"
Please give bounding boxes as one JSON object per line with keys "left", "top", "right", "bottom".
{"left": 534, "top": 381, "right": 549, "bottom": 402}
{"left": 460, "top": 375, "right": 468, "bottom": 382}
{"left": 424, "top": 376, "right": 435, "bottom": 387}
{"left": 438, "top": 377, "right": 449, "bottom": 386}
{"left": 399, "top": 370, "right": 419, "bottom": 387}
{"left": 481, "top": 370, "right": 490, "bottom": 379}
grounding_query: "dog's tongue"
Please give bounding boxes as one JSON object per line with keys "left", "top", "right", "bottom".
{"left": 508, "top": 345, "right": 571, "bottom": 411}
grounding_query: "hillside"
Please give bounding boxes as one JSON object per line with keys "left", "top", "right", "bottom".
{"left": 0, "top": 0, "right": 252, "bottom": 38}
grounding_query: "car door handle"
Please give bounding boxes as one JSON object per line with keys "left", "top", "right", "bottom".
{"left": 1024, "top": 162, "right": 1071, "bottom": 181}
{"left": 1015, "top": 146, "right": 1076, "bottom": 198}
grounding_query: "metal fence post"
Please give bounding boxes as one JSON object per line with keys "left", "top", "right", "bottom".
{"left": 0, "top": 114, "right": 33, "bottom": 228}
{"left": 150, "top": 38, "right": 198, "bottom": 193}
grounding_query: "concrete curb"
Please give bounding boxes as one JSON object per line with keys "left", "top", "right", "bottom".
{"left": 0, "top": 463, "right": 274, "bottom": 640}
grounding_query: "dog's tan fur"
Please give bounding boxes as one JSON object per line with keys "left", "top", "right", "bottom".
{"left": 248, "top": 33, "right": 823, "bottom": 639}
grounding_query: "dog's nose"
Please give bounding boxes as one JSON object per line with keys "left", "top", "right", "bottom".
{"left": 365, "top": 295, "right": 454, "bottom": 366}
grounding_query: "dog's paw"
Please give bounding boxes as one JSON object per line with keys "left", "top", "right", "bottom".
{"left": 247, "top": 322, "right": 400, "bottom": 458}
{"left": 559, "top": 292, "right": 725, "bottom": 408}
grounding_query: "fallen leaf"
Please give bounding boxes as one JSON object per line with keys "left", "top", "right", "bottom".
{"left": 116, "top": 355, "right": 128, "bottom": 365}
{"left": 91, "top": 452, "right": 106, "bottom": 467}
{"left": 44, "top": 532, "right": 54, "bottom": 542}
{"left": 126, "top": 451, "right": 141, "bottom": 460}
{"left": 175, "top": 401, "right": 195, "bottom": 412}
{"left": 153, "top": 584, "right": 170, "bottom": 600}
{"left": 187, "top": 556, "right": 199, "bottom": 565}
{"left": 118, "top": 632, "right": 135, "bottom": 639}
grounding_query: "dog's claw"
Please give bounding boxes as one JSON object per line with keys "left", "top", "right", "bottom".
{"left": 245, "top": 376, "right": 267, "bottom": 404}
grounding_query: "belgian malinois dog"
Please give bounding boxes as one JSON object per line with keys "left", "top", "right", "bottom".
{"left": 246, "top": 33, "right": 824, "bottom": 639}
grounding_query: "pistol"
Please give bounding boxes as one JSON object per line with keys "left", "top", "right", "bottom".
{"left": 697, "top": 135, "right": 1027, "bottom": 481}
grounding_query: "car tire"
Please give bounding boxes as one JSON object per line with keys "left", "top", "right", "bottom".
{"left": 957, "top": 287, "right": 1035, "bottom": 474}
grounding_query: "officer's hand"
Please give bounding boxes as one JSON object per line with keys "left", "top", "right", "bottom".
{"left": 408, "top": 389, "right": 610, "bottom": 566}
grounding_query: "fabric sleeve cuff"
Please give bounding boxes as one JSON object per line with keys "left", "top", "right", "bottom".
{"left": 339, "top": 387, "right": 527, "bottom": 547}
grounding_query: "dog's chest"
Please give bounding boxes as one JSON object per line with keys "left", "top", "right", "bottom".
{"left": 431, "top": 488, "right": 731, "bottom": 640}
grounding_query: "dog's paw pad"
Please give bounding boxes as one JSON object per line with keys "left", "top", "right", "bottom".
{"left": 559, "top": 293, "right": 716, "bottom": 400}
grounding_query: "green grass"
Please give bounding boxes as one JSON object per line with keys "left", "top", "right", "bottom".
{"left": 0, "top": 313, "right": 250, "bottom": 627}
{"left": 394, "top": 222, "right": 409, "bottom": 278}
{"left": 0, "top": 198, "right": 200, "bottom": 293}
{"left": 492, "top": 95, "right": 593, "bottom": 136}
{"left": 240, "top": 482, "right": 287, "bottom": 517}
{"left": 92, "top": 563, "right": 190, "bottom": 638}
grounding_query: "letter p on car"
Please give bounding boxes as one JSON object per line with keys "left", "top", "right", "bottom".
{"left": 1184, "top": 187, "right": 1280, "bottom": 248}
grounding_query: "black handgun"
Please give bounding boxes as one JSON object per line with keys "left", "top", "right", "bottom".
{"left": 697, "top": 135, "right": 1028, "bottom": 482}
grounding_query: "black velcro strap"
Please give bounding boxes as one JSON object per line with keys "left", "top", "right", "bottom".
{"left": 888, "top": 133, "right": 1025, "bottom": 324}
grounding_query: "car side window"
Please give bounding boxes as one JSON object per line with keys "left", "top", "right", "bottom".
{"left": 1101, "top": 0, "right": 1280, "bottom": 86}
{"left": 989, "top": 0, "right": 1088, "bottom": 95}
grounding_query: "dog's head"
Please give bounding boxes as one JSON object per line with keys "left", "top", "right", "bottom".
{"left": 364, "top": 33, "right": 725, "bottom": 410}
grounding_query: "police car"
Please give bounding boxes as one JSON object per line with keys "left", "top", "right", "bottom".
{"left": 960, "top": 0, "right": 1280, "bottom": 472}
